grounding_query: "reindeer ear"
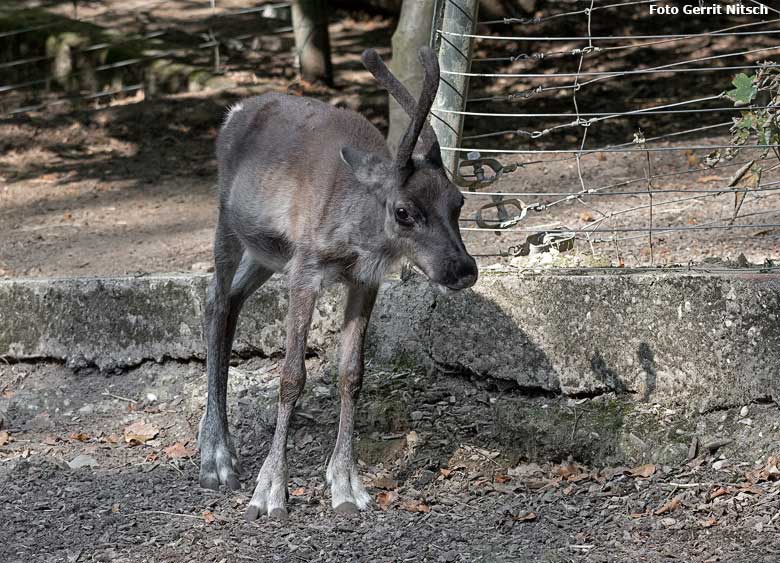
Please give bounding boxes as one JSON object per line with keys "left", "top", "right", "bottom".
{"left": 340, "top": 146, "right": 391, "bottom": 187}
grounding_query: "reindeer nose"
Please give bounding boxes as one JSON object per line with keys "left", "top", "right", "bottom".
{"left": 447, "top": 255, "right": 478, "bottom": 290}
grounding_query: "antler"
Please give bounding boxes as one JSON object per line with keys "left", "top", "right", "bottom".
{"left": 361, "top": 47, "right": 442, "bottom": 167}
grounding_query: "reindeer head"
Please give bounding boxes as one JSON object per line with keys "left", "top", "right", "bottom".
{"left": 340, "top": 48, "right": 478, "bottom": 291}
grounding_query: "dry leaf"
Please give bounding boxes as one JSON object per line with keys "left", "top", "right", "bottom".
{"left": 495, "top": 474, "right": 512, "bottom": 484}
{"left": 290, "top": 487, "right": 306, "bottom": 497}
{"left": 654, "top": 496, "right": 681, "bottom": 516}
{"left": 376, "top": 491, "right": 399, "bottom": 510}
{"left": 42, "top": 436, "right": 58, "bottom": 446}
{"left": 554, "top": 461, "right": 582, "bottom": 481}
{"left": 579, "top": 212, "right": 595, "bottom": 222}
{"left": 202, "top": 510, "right": 216, "bottom": 524}
{"left": 111, "top": 503, "right": 120, "bottom": 514}
{"left": 439, "top": 468, "right": 453, "bottom": 478}
{"left": 627, "top": 464, "right": 656, "bottom": 479}
{"left": 69, "top": 432, "right": 90, "bottom": 442}
{"left": 104, "top": 434, "right": 121, "bottom": 444}
{"left": 701, "top": 517, "right": 718, "bottom": 528}
{"left": 746, "top": 455, "right": 780, "bottom": 483}
{"left": 708, "top": 487, "right": 728, "bottom": 501}
{"left": 697, "top": 175, "right": 723, "bottom": 183}
{"left": 1, "top": 389, "right": 14, "bottom": 398}
{"left": 511, "top": 511, "right": 537, "bottom": 522}
{"left": 399, "top": 499, "right": 430, "bottom": 513}
{"left": 735, "top": 485, "right": 764, "bottom": 496}
{"left": 0, "top": 430, "right": 10, "bottom": 446}
{"left": 686, "top": 150, "right": 699, "bottom": 167}
{"left": 123, "top": 420, "right": 159, "bottom": 445}
{"left": 163, "top": 442, "right": 195, "bottom": 459}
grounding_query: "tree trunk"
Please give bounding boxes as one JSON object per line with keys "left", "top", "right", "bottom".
{"left": 387, "top": 0, "right": 435, "bottom": 157}
{"left": 291, "top": 0, "right": 333, "bottom": 86}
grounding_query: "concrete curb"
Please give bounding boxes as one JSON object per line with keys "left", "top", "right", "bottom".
{"left": 1, "top": 272, "right": 778, "bottom": 410}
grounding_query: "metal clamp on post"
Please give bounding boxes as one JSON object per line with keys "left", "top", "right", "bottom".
{"left": 474, "top": 198, "right": 527, "bottom": 230}
{"left": 454, "top": 151, "right": 505, "bottom": 190}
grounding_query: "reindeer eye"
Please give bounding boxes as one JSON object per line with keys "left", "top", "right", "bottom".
{"left": 395, "top": 207, "right": 413, "bottom": 225}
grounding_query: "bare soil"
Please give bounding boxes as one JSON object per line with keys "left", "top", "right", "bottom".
{"left": 3, "top": 358, "right": 780, "bottom": 562}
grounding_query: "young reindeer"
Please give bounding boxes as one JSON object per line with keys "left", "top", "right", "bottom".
{"left": 198, "top": 46, "right": 478, "bottom": 521}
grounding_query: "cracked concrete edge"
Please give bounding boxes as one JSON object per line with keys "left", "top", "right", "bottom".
{"left": 1, "top": 272, "right": 779, "bottom": 410}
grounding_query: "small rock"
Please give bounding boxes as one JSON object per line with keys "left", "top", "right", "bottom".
{"left": 77, "top": 404, "right": 94, "bottom": 415}
{"left": 738, "top": 418, "right": 753, "bottom": 426}
{"left": 146, "top": 393, "right": 158, "bottom": 403}
{"left": 740, "top": 405, "right": 749, "bottom": 418}
{"left": 712, "top": 459, "right": 729, "bottom": 471}
{"left": 660, "top": 517, "right": 677, "bottom": 528}
{"left": 372, "top": 475, "right": 398, "bottom": 490}
{"left": 68, "top": 454, "right": 98, "bottom": 470}
{"left": 415, "top": 469, "right": 436, "bottom": 487}
{"left": 191, "top": 262, "right": 214, "bottom": 273}
{"left": 411, "top": 411, "right": 424, "bottom": 421}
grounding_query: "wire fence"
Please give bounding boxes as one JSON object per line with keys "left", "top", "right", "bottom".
{"left": 2, "top": 0, "right": 779, "bottom": 270}
{"left": 434, "top": 0, "right": 780, "bottom": 267}
{"left": 0, "top": 0, "right": 293, "bottom": 117}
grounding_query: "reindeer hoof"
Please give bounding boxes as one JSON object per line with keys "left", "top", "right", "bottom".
{"left": 199, "top": 474, "right": 220, "bottom": 491}
{"left": 226, "top": 474, "right": 241, "bottom": 491}
{"left": 244, "top": 505, "right": 260, "bottom": 521}
{"left": 334, "top": 502, "right": 359, "bottom": 514}
{"left": 269, "top": 507, "right": 289, "bottom": 522}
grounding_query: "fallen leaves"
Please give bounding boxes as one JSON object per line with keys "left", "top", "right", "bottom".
{"left": 654, "top": 496, "right": 681, "bottom": 516}
{"left": 202, "top": 510, "right": 216, "bottom": 524}
{"left": 511, "top": 511, "right": 537, "bottom": 523}
{"left": 0, "top": 430, "right": 11, "bottom": 446}
{"left": 697, "top": 175, "right": 723, "bottom": 183}
{"left": 123, "top": 420, "right": 159, "bottom": 445}
{"left": 700, "top": 517, "right": 718, "bottom": 528}
{"left": 163, "top": 442, "right": 195, "bottom": 459}
{"left": 745, "top": 455, "right": 780, "bottom": 484}
{"left": 376, "top": 491, "right": 399, "bottom": 510}
{"left": 68, "top": 432, "right": 90, "bottom": 442}
{"left": 627, "top": 464, "right": 656, "bottom": 479}
{"left": 399, "top": 499, "right": 430, "bottom": 513}
{"left": 290, "top": 487, "right": 306, "bottom": 497}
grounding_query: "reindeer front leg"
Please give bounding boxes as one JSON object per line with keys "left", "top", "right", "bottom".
{"left": 246, "top": 277, "right": 319, "bottom": 522}
{"left": 327, "top": 284, "right": 378, "bottom": 513}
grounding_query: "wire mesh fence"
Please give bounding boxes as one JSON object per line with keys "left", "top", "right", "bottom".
{"left": 433, "top": 0, "right": 780, "bottom": 269}
{"left": 2, "top": 1, "right": 780, "bottom": 275}
{"left": 0, "top": 0, "right": 293, "bottom": 117}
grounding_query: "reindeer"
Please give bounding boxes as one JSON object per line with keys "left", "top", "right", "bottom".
{"left": 198, "top": 47, "right": 478, "bottom": 521}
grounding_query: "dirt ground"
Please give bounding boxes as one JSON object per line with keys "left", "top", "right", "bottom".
{"left": 3, "top": 358, "right": 780, "bottom": 563}
{"left": 1, "top": 1, "right": 779, "bottom": 277}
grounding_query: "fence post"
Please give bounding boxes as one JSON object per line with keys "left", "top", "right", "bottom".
{"left": 388, "top": 0, "right": 435, "bottom": 157}
{"left": 291, "top": 0, "right": 334, "bottom": 86}
{"left": 430, "top": 0, "right": 479, "bottom": 178}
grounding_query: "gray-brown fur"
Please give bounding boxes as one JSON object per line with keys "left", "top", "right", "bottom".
{"left": 199, "top": 47, "right": 478, "bottom": 520}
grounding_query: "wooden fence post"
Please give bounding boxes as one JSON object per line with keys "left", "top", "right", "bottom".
{"left": 430, "top": 0, "right": 479, "bottom": 178}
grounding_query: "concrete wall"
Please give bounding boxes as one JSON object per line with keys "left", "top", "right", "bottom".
{"left": 1, "top": 272, "right": 778, "bottom": 411}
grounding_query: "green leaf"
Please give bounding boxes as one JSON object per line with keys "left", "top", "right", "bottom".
{"left": 726, "top": 73, "right": 758, "bottom": 105}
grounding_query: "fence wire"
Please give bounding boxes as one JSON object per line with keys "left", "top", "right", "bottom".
{"left": 434, "top": 0, "right": 780, "bottom": 266}
{"left": 0, "top": 0, "right": 293, "bottom": 117}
